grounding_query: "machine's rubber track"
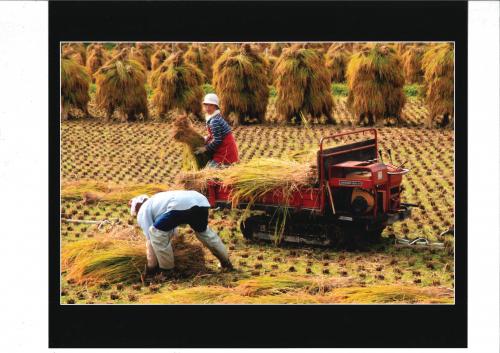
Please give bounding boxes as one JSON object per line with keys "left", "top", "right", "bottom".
{"left": 240, "top": 214, "right": 385, "bottom": 248}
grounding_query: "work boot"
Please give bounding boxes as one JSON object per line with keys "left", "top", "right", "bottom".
{"left": 218, "top": 259, "right": 234, "bottom": 272}
{"left": 141, "top": 264, "right": 160, "bottom": 284}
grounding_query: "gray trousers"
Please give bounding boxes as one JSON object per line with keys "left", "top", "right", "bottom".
{"left": 148, "top": 225, "right": 229, "bottom": 270}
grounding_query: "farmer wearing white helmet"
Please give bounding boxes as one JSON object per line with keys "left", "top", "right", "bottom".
{"left": 194, "top": 93, "right": 239, "bottom": 168}
{"left": 129, "top": 191, "right": 233, "bottom": 279}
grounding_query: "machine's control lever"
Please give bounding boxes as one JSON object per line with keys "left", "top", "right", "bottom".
{"left": 378, "top": 149, "right": 384, "bottom": 163}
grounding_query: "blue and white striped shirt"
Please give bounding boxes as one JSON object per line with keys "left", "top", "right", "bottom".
{"left": 206, "top": 112, "right": 232, "bottom": 152}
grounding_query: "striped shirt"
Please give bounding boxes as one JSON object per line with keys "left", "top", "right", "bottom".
{"left": 206, "top": 113, "right": 232, "bottom": 152}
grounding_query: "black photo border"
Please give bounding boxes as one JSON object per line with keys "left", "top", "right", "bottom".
{"left": 49, "top": 1, "right": 467, "bottom": 348}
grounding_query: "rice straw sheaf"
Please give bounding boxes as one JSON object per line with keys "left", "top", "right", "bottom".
{"left": 210, "top": 43, "right": 228, "bottom": 62}
{"left": 274, "top": 44, "right": 335, "bottom": 124}
{"left": 62, "top": 232, "right": 207, "bottom": 284}
{"left": 135, "top": 42, "right": 155, "bottom": 70}
{"left": 128, "top": 47, "right": 149, "bottom": 71}
{"left": 421, "top": 43, "right": 454, "bottom": 128}
{"left": 346, "top": 44, "right": 406, "bottom": 126}
{"left": 183, "top": 44, "right": 214, "bottom": 82}
{"left": 401, "top": 45, "right": 425, "bottom": 84}
{"left": 212, "top": 44, "right": 269, "bottom": 124}
{"left": 150, "top": 52, "right": 205, "bottom": 120}
{"left": 171, "top": 114, "right": 210, "bottom": 170}
{"left": 94, "top": 48, "right": 149, "bottom": 121}
{"left": 86, "top": 44, "right": 108, "bottom": 81}
{"left": 325, "top": 43, "right": 352, "bottom": 83}
{"left": 151, "top": 48, "right": 171, "bottom": 71}
{"left": 62, "top": 43, "right": 86, "bottom": 66}
{"left": 61, "top": 58, "right": 91, "bottom": 120}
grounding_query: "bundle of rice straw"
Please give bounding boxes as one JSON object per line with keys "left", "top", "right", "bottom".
{"left": 171, "top": 114, "right": 211, "bottom": 170}
{"left": 346, "top": 43, "right": 405, "bottom": 126}
{"left": 421, "top": 43, "right": 454, "bottom": 128}
{"left": 62, "top": 233, "right": 207, "bottom": 284}
{"left": 61, "top": 56, "right": 91, "bottom": 120}
{"left": 175, "top": 158, "right": 317, "bottom": 206}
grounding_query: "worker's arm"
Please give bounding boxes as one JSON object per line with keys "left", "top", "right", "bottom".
{"left": 205, "top": 117, "right": 229, "bottom": 152}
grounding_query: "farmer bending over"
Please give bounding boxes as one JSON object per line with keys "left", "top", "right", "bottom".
{"left": 129, "top": 191, "right": 233, "bottom": 278}
{"left": 194, "top": 93, "right": 239, "bottom": 168}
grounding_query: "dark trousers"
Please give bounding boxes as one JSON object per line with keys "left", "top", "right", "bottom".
{"left": 153, "top": 206, "right": 209, "bottom": 233}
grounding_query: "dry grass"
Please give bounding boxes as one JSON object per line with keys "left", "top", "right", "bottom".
{"left": 151, "top": 48, "right": 171, "bottom": 71}
{"left": 61, "top": 180, "right": 169, "bottom": 202}
{"left": 346, "top": 44, "right": 406, "bottom": 126}
{"left": 401, "top": 45, "right": 425, "bottom": 84}
{"left": 274, "top": 44, "right": 335, "bottom": 124}
{"left": 421, "top": 43, "right": 454, "bottom": 128}
{"left": 171, "top": 114, "right": 211, "bottom": 170}
{"left": 94, "top": 48, "right": 149, "bottom": 121}
{"left": 150, "top": 52, "right": 205, "bottom": 120}
{"left": 183, "top": 44, "right": 213, "bottom": 82}
{"left": 212, "top": 44, "right": 269, "bottom": 124}
{"left": 62, "top": 231, "right": 207, "bottom": 284}
{"left": 61, "top": 58, "right": 91, "bottom": 120}
{"left": 325, "top": 43, "right": 352, "bottom": 83}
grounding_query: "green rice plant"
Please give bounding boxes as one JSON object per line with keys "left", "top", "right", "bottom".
{"left": 421, "top": 43, "right": 454, "bottom": 128}
{"left": 212, "top": 44, "right": 269, "bottom": 124}
{"left": 274, "top": 44, "right": 335, "bottom": 124}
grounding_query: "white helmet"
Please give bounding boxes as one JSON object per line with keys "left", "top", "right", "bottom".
{"left": 202, "top": 93, "right": 219, "bottom": 107}
{"left": 129, "top": 194, "right": 149, "bottom": 216}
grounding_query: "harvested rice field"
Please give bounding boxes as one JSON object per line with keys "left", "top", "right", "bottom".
{"left": 60, "top": 101, "right": 455, "bottom": 304}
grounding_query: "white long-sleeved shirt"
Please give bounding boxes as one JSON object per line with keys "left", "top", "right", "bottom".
{"left": 137, "top": 190, "right": 210, "bottom": 238}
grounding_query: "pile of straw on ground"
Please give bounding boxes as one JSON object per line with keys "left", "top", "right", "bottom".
{"left": 212, "top": 44, "right": 269, "bottom": 124}
{"left": 346, "top": 44, "right": 406, "bottom": 126}
{"left": 171, "top": 114, "right": 211, "bottom": 170}
{"left": 94, "top": 48, "right": 149, "bottom": 121}
{"left": 62, "top": 231, "right": 207, "bottom": 284}
{"left": 61, "top": 57, "right": 91, "bottom": 120}
{"left": 421, "top": 43, "right": 454, "bottom": 128}
{"left": 150, "top": 52, "right": 205, "bottom": 120}
{"left": 274, "top": 44, "right": 335, "bottom": 124}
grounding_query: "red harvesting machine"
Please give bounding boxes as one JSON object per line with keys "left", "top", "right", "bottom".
{"left": 206, "top": 129, "right": 415, "bottom": 246}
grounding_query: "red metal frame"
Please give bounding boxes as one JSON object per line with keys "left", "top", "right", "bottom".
{"left": 206, "top": 128, "right": 408, "bottom": 219}
{"left": 318, "top": 129, "right": 378, "bottom": 214}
